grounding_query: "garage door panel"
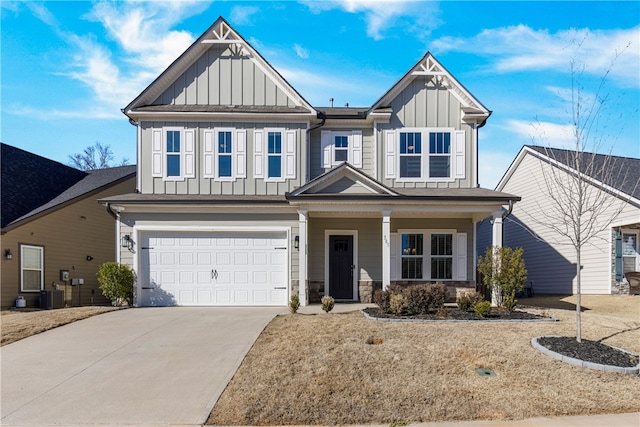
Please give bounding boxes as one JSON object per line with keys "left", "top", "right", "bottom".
{"left": 141, "top": 232, "right": 288, "bottom": 306}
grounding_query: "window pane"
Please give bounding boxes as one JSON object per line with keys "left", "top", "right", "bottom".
{"left": 22, "top": 247, "right": 42, "bottom": 269}
{"left": 268, "top": 132, "right": 281, "bottom": 154}
{"left": 218, "top": 155, "right": 232, "bottom": 177}
{"left": 23, "top": 270, "right": 42, "bottom": 291}
{"left": 335, "top": 135, "right": 348, "bottom": 148}
{"left": 402, "top": 258, "right": 423, "bottom": 279}
{"left": 167, "top": 154, "right": 180, "bottom": 176}
{"left": 334, "top": 149, "right": 348, "bottom": 162}
{"left": 429, "top": 132, "right": 450, "bottom": 154}
{"left": 431, "top": 258, "right": 452, "bottom": 279}
{"left": 167, "top": 131, "right": 180, "bottom": 153}
{"left": 268, "top": 156, "right": 281, "bottom": 178}
{"left": 219, "top": 132, "right": 232, "bottom": 153}
{"left": 400, "top": 132, "right": 421, "bottom": 154}
{"left": 401, "top": 234, "right": 423, "bottom": 255}
{"left": 431, "top": 234, "right": 452, "bottom": 256}
{"left": 400, "top": 156, "right": 421, "bottom": 178}
{"left": 429, "top": 156, "right": 450, "bottom": 178}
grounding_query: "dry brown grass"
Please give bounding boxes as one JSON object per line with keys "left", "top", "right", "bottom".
{"left": 208, "top": 295, "right": 640, "bottom": 425}
{"left": 1, "top": 307, "right": 119, "bottom": 346}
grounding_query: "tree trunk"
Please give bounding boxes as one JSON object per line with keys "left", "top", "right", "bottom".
{"left": 576, "top": 247, "right": 582, "bottom": 343}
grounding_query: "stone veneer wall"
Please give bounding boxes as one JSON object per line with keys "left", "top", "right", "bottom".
{"left": 390, "top": 281, "right": 477, "bottom": 302}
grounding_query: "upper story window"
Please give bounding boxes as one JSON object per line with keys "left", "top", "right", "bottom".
{"left": 321, "top": 130, "right": 362, "bottom": 168}
{"left": 385, "top": 128, "right": 465, "bottom": 182}
{"left": 268, "top": 131, "right": 282, "bottom": 179}
{"left": 202, "top": 128, "right": 246, "bottom": 181}
{"left": 151, "top": 127, "right": 195, "bottom": 180}
{"left": 218, "top": 131, "right": 233, "bottom": 178}
{"left": 21, "top": 245, "right": 43, "bottom": 292}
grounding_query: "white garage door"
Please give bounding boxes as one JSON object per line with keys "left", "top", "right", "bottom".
{"left": 139, "top": 232, "right": 288, "bottom": 306}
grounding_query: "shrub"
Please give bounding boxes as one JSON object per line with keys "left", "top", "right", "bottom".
{"left": 502, "top": 293, "right": 517, "bottom": 312}
{"left": 97, "top": 262, "right": 134, "bottom": 306}
{"left": 474, "top": 301, "right": 492, "bottom": 318}
{"left": 388, "top": 293, "right": 408, "bottom": 315}
{"left": 321, "top": 295, "right": 335, "bottom": 313}
{"left": 477, "top": 246, "right": 527, "bottom": 308}
{"left": 289, "top": 294, "right": 300, "bottom": 314}
{"left": 457, "top": 291, "right": 485, "bottom": 311}
{"left": 373, "top": 284, "right": 404, "bottom": 312}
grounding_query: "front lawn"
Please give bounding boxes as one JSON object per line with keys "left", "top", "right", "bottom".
{"left": 208, "top": 295, "right": 640, "bottom": 425}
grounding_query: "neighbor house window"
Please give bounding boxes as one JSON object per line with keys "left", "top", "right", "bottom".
{"left": 218, "top": 131, "right": 233, "bottom": 178}
{"left": 399, "top": 132, "right": 422, "bottom": 178}
{"left": 21, "top": 245, "right": 43, "bottom": 292}
{"left": 267, "top": 131, "right": 282, "bottom": 178}
{"left": 334, "top": 135, "right": 348, "bottom": 163}
{"left": 429, "top": 132, "right": 451, "bottom": 178}
{"left": 166, "top": 130, "right": 181, "bottom": 177}
{"left": 399, "top": 231, "right": 455, "bottom": 280}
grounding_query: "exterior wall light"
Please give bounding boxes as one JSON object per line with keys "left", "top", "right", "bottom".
{"left": 121, "top": 235, "right": 133, "bottom": 251}
{"left": 294, "top": 236, "right": 299, "bottom": 250}
{"left": 5, "top": 249, "right": 13, "bottom": 260}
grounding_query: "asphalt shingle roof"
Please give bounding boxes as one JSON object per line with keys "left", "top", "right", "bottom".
{"left": 527, "top": 145, "right": 640, "bottom": 200}
{"left": 1, "top": 143, "right": 136, "bottom": 229}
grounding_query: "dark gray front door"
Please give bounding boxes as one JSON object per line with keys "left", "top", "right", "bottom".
{"left": 329, "top": 235, "right": 353, "bottom": 300}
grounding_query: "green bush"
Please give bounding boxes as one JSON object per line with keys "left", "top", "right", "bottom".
{"left": 474, "top": 301, "right": 492, "bottom": 318}
{"left": 289, "top": 294, "right": 300, "bottom": 314}
{"left": 321, "top": 295, "right": 335, "bottom": 313}
{"left": 456, "top": 291, "right": 485, "bottom": 311}
{"left": 477, "top": 246, "right": 527, "bottom": 308}
{"left": 502, "top": 293, "right": 517, "bottom": 312}
{"left": 97, "top": 262, "right": 134, "bottom": 306}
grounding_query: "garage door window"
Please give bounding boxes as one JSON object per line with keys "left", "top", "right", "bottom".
{"left": 21, "top": 245, "right": 44, "bottom": 292}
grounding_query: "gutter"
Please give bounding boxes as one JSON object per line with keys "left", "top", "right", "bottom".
{"left": 305, "top": 111, "right": 327, "bottom": 182}
{"left": 105, "top": 202, "right": 118, "bottom": 220}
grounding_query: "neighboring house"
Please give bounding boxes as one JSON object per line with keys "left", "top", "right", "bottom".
{"left": 100, "top": 17, "right": 519, "bottom": 307}
{"left": 477, "top": 145, "right": 640, "bottom": 295}
{"left": 0, "top": 143, "right": 136, "bottom": 308}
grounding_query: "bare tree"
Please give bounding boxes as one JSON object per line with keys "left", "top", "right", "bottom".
{"left": 527, "top": 50, "right": 633, "bottom": 343}
{"left": 68, "top": 142, "right": 129, "bottom": 171}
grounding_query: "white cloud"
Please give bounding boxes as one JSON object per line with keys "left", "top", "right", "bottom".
{"left": 507, "top": 119, "right": 575, "bottom": 148}
{"left": 230, "top": 5, "right": 259, "bottom": 25}
{"left": 302, "top": 0, "right": 440, "bottom": 40}
{"left": 432, "top": 25, "right": 640, "bottom": 88}
{"left": 478, "top": 149, "right": 517, "bottom": 189}
{"left": 294, "top": 43, "right": 309, "bottom": 59}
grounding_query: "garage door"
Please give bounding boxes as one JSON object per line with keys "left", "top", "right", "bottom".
{"left": 139, "top": 232, "right": 288, "bottom": 306}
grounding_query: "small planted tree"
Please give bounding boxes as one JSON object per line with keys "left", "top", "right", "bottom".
{"left": 97, "top": 262, "right": 134, "bottom": 306}
{"left": 477, "top": 246, "right": 527, "bottom": 311}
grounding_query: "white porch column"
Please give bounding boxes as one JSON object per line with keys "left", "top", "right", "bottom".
{"left": 491, "top": 213, "right": 503, "bottom": 249}
{"left": 298, "top": 210, "right": 308, "bottom": 306}
{"left": 382, "top": 210, "right": 391, "bottom": 290}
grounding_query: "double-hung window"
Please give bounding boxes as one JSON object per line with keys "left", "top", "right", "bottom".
{"left": 166, "top": 130, "right": 181, "bottom": 177}
{"left": 21, "top": 245, "right": 44, "bottom": 292}
{"left": 334, "top": 135, "right": 348, "bottom": 163}
{"left": 399, "top": 132, "right": 422, "bottom": 178}
{"left": 429, "top": 132, "right": 451, "bottom": 178}
{"left": 399, "top": 231, "right": 455, "bottom": 280}
{"left": 320, "top": 130, "right": 362, "bottom": 168}
{"left": 218, "top": 131, "right": 233, "bottom": 178}
{"left": 267, "top": 131, "right": 282, "bottom": 179}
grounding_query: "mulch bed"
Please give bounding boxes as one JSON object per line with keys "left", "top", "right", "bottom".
{"left": 363, "top": 306, "right": 545, "bottom": 321}
{"left": 537, "top": 336, "right": 640, "bottom": 368}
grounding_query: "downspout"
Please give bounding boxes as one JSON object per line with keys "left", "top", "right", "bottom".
{"left": 105, "top": 202, "right": 118, "bottom": 220}
{"left": 305, "top": 111, "right": 326, "bottom": 182}
{"left": 500, "top": 199, "right": 514, "bottom": 247}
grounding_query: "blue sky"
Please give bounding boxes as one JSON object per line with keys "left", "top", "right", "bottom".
{"left": 2, "top": 1, "right": 639, "bottom": 188}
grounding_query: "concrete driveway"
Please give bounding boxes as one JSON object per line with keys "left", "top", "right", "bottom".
{"left": 1, "top": 306, "right": 285, "bottom": 426}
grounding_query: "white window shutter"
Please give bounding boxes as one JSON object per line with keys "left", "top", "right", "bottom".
{"left": 351, "top": 131, "right": 362, "bottom": 168}
{"left": 183, "top": 129, "right": 195, "bottom": 178}
{"left": 284, "top": 130, "right": 297, "bottom": 179}
{"left": 385, "top": 130, "right": 396, "bottom": 179}
{"left": 321, "top": 130, "right": 332, "bottom": 168}
{"left": 454, "top": 130, "right": 466, "bottom": 179}
{"left": 235, "top": 129, "right": 246, "bottom": 178}
{"left": 152, "top": 129, "right": 162, "bottom": 177}
{"left": 203, "top": 130, "right": 215, "bottom": 178}
{"left": 253, "top": 130, "right": 264, "bottom": 178}
{"left": 456, "top": 233, "right": 467, "bottom": 280}
{"left": 390, "top": 232, "right": 398, "bottom": 280}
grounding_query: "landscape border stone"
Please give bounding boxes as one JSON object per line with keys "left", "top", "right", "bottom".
{"left": 362, "top": 309, "right": 559, "bottom": 323}
{"left": 531, "top": 335, "right": 640, "bottom": 375}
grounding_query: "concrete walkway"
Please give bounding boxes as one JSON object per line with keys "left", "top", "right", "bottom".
{"left": 1, "top": 307, "right": 284, "bottom": 426}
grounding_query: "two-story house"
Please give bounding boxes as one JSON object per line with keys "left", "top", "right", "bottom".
{"left": 101, "top": 17, "right": 519, "bottom": 307}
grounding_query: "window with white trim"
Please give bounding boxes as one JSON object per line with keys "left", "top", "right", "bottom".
{"left": 398, "top": 230, "right": 461, "bottom": 280}
{"left": 267, "top": 131, "right": 283, "bottom": 179}
{"left": 321, "top": 130, "right": 362, "bottom": 168}
{"left": 389, "top": 128, "right": 464, "bottom": 181}
{"left": 151, "top": 127, "right": 195, "bottom": 180}
{"left": 21, "top": 245, "right": 43, "bottom": 292}
{"left": 218, "top": 130, "right": 233, "bottom": 178}
{"left": 203, "top": 128, "right": 246, "bottom": 180}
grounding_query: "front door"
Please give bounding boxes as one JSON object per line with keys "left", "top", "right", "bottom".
{"left": 329, "top": 235, "right": 354, "bottom": 300}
